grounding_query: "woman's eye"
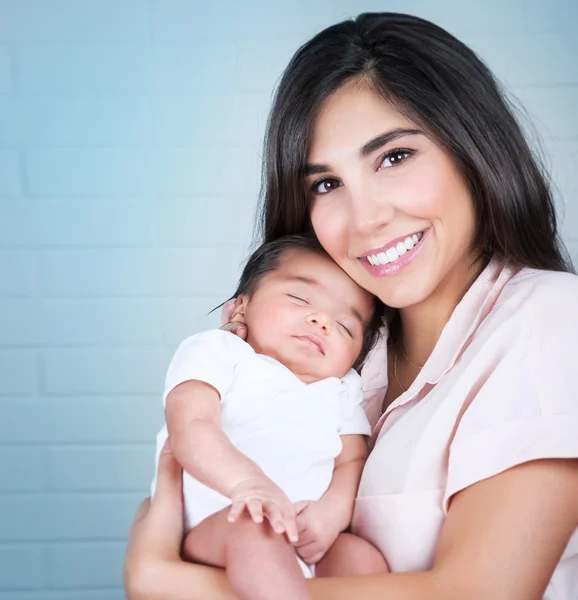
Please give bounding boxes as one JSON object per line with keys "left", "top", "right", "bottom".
{"left": 310, "top": 178, "right": 341, "bottom": 195}
{"left": 380, "top": 149, "right": 413, "bottom": 169}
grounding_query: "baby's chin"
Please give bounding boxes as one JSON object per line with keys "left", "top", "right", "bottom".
{"left": 285, "top": 358, "right": 350, "bottom": 383}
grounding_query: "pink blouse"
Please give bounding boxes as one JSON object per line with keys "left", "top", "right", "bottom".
{"left": 354, "top": 259, "right": 578, "bottom": 599}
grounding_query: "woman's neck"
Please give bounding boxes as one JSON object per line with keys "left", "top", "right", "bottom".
{"left": 398, "top": 254, "right": 487, "bottom": 366}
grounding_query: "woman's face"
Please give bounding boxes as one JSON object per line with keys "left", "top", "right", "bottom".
{"left": 306, "top": 82, "right": 478, "bottom": 309}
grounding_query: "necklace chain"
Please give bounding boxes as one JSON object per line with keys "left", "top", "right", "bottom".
{"left": 393, "top": 341, "right": 424, "bottom": 393}
{"left": 400, "top": 344, "right": 424, "bottom": 369}
{"left": 393, "top": 344, "right": 407, "bottom": 392}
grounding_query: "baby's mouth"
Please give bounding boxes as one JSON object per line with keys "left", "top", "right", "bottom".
{"left": 295, "top": 335, "right": 325, "bottom": 355}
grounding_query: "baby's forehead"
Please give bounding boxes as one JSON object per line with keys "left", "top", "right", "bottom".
{"left": 273, "top": 249, "right": 374, "bottom": 315}
{"left": 274, "top": 248, "right": 344, "bottom": 283}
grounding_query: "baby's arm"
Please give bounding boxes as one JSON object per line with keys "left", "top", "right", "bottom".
{"left": 165, "top": 380, "right": 298, "bottom": 537}
{"left": 292, "top": 435, "right": 368, "bottom": 565}
{"left": 294, "top": 435, "right": 388, "bottom": 575}
{"left": 320, "top": 434, "right": 368, "bottom": 529}
{"left": 166, "top": 380, "right": 260, "bottom": 497}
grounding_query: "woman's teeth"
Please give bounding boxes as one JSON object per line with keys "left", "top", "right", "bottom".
{"left": 366, "top": 232, "right": 423, "bottom": 266}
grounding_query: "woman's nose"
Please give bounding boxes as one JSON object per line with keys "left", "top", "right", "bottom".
{"left": 349, "top": 185, "right": 395, "bottom": 236}
{"left": 305, "top": 311, "right": 332, "bottom": 334}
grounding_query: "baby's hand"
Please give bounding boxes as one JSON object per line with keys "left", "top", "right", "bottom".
{"left": 292, "top": 500, "right": 343, "bottom": 565}
{"left": 228, "top": 477, "right": 299, "bottom": 542}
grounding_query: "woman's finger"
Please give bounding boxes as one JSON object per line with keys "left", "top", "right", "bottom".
{"left": 220, "top": 321, "right": 248, "bottom": 339}
{"left": 220, "top": 299, "right": 236, "bottom": 325}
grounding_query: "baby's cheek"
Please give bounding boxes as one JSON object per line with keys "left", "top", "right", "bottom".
{"left": 331, "top": 340, "right": 359, "bottom": 377}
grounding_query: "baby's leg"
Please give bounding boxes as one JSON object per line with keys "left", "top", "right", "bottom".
{"left": 183, "top": 507, "right": 312, "bottom": 600}
{"left": 315, "top": 532, "right": 389, "bottom": 577}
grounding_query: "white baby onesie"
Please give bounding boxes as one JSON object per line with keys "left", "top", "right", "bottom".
{"left": 152, "top": 329, "right": 371, "bottom": 574}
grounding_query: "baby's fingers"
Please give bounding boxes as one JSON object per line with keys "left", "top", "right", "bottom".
{"left": 246, "top": 498, "right": 264, "bottom": 524}
{"left": 265, "top": 500, "right": 298, "bottom": 543}
{"left": 283, "top": 510, "right": 299, "bottom": 544}
{"left": 263, "top": 499, "right": 286, "bottom": 535}
{"left": 227, "top": 500, "right": 246, "bottom": 523}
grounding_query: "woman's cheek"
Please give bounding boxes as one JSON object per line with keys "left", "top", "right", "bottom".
{"left": 310, "top": 200, "right": 347, "bottom": 260}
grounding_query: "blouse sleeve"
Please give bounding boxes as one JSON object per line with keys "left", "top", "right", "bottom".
{"left": 444, "top": 282, "right": 578, "bottom": 510}
{"left": 163, "top": 329, "right": 250, "bottom": 405}
{"left": 338, "top": 369, "right": 372, "bottom": 436}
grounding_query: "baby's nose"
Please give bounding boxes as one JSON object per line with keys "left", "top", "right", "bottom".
{"left": 305, "top": 311, "right": 332, "bottom": 333}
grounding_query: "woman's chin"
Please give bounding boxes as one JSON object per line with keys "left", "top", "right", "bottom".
{"left": 364, "top": 278, "right": 432, "bottom": 310}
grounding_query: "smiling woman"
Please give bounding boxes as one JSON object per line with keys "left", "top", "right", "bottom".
{"left": 125, "top": 12, "right": 578, "bottom": 600}
{"left": 306, "top": 84, "right": 478, "bottom": 310}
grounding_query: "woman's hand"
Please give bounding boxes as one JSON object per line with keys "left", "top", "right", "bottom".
{"left": 220, "top": 299, "right": 247, "bottom": 339}
{"left": 125, "top": 441, "right": 240, "bottom": 600}
{"left": 124, "top": 440, "right": 185, "bottom": 598}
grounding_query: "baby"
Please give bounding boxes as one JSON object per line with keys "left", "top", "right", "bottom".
{"left": 152, "top": 235, "right": 388, "bottom": 600}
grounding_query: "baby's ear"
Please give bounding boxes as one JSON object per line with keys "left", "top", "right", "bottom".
{"left": 229, "top": 295, "right": 249, "bottom": 323}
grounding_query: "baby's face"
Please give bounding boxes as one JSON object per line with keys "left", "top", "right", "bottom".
{"left": 241, "top": 249, "right": 375, "bottom": 383}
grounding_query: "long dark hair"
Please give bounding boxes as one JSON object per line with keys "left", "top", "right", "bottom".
{"left": 258, "top": 12, "right": 574, "bottom": 274}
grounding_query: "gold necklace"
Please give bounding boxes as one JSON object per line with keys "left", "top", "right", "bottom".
{"left": 393, "top": 341, "right": 424, "bottom": 393}
{"left": 400, "top": 344, "right": 425, "bottom": 369}
{"left": 393, "top": 344, "right": 408, "bottom": 392}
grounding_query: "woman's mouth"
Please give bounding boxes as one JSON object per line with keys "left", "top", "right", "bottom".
{"left": 359, "top": 229, "right": 429, "bottom": 276}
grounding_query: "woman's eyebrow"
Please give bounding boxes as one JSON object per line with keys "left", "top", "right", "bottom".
{"left": 304, "top": 127, "right": 423, "bottom": 176}
{"left": 359, "top": 128, "right": 423, "bottom": 157}
{"left": 303, "top": 163, "right": 330, "bottom": 177}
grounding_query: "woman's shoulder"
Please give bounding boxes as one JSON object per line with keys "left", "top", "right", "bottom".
{"left": 494, "top": 268, "right": 578, "bottom": 406}
{"left": 499, "top": 267, "right": 578, "bottom": 321}
{"left": 467, "top": 266, "right": 578, "bottom": 376}
{"left": 508, "top": 266, "right": 578, "bottom": 290}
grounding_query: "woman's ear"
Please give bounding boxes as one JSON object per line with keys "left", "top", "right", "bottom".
{"left": 229, "top": 295, "right": 249, "bottom": 323}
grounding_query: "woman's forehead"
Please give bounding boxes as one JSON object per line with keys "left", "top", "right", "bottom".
{"left": 308, "top": 84, "right": 412, "bottom": 161}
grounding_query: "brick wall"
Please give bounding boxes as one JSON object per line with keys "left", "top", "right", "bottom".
{"left": 0, "top": 1, "right": 576, "bottom": 597}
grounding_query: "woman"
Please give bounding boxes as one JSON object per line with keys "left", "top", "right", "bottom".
{"left": 125, "top": 12, "right": 578, "bottom": 599}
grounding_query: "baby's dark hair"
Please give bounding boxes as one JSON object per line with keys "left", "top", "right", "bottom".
{"left": 232, "top": 234, "right": 385, "bottom": 370}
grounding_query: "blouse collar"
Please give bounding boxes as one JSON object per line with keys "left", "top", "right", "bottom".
{"left": 364, "top": 259, "right": 522, "bottom": 431}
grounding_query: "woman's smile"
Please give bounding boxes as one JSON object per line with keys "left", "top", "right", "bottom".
{"left": 359, "top": 229, "right": 428, "bottom": 276}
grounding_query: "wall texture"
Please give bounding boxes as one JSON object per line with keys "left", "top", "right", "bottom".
{"left": 0, "top": 1, "right": 576, "bottom": 597}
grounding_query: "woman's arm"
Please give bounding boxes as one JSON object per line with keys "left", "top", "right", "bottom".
{"left": 126, "top": 452, "right": 578, "bottom": 600}
{"left": 307, "top": 458, "right": 578, "bottom": 600}
{"left": 125, "top": 442, "right": 238, "bottom": 600}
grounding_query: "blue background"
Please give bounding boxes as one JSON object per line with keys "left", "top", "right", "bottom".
{"left": 0, "top": 1, "right": 577, "bottom": 597}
